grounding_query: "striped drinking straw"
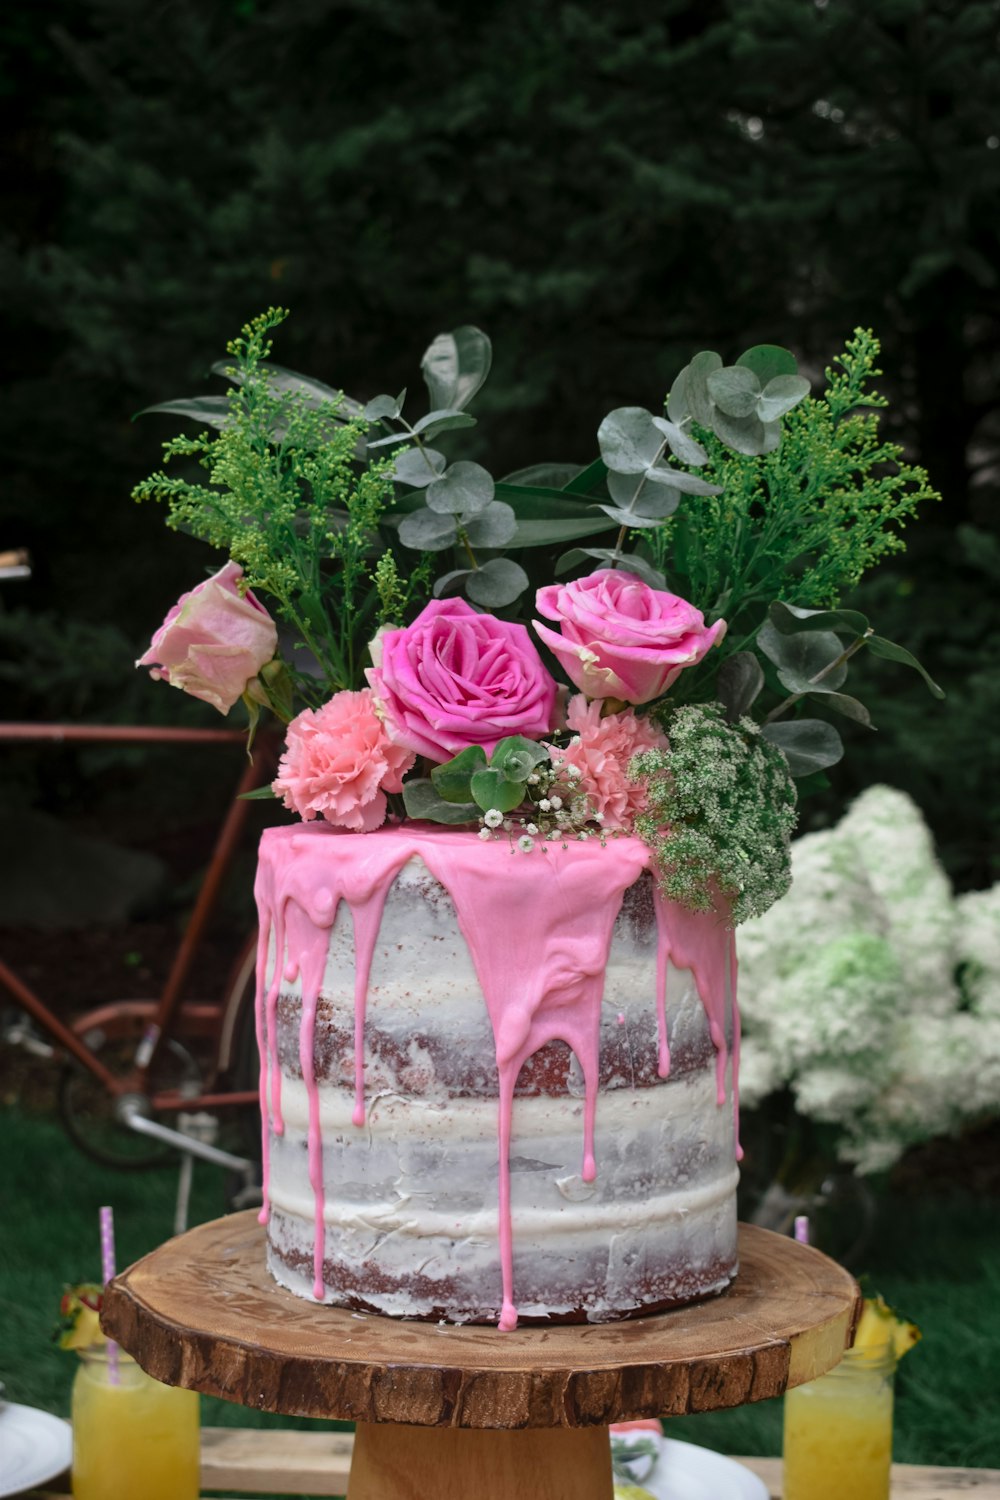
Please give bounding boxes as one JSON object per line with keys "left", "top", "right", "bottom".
{"left": 99, "top": 1205, "right": 120, "bottom": 1385}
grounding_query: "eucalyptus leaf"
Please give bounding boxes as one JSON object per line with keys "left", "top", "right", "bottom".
{"left": 412, "top": 409, "right": 478, "bottom": 440}
{"left": 392, "top": 446, "right": 447, "bottom": 488}
{"left": 431, "top": 745, "right": 488, "bottom": 803}
{"left": 137, "top": 396, "right": 232, "bottom": 429}
{"left": 366, "top": 430, "right": 411, "bottom": 449}
{"left": 491, "top": 737, "right": 549, "bottom": 779}
{"left": 432, "top": 568, "right": 472, "bottom": 598}
{"left": 463, "top": 500, "right": 518, "bottom": 547}
{"left": 762, "top": 719, "right": 845, "bottom": 777}
{"left": 364, "top": 394, "right": 401, "bottom": 421}
{"left": 757, "top": 374, "right": 811, "bottom": 423}
{"left": 706, "top": 366, "right": 761, "bottom": 418}
{"left": 398, "top": 508, "right": 458, "bottom": 551}
{"left": 597, "top": 407, "right": 663, "bottom": 475}
{"left": 821, "top": 692, "right": 874, "bottom": 727}
{"left": 595, "top": 504, "right": 663, "bottom": 529}
{"left": 555, "top": 548, "right": 666, "bottom": 587}
{"left": 666, "top": 366, "right": 691, "bottom": 425}
{"left": 402, "top": 779, "right": 479, "bottom": 825}
{"left": 470, "top": 767, "right": 525, "bottom": 814}
{"left": 630, "top": 490, "right": 681, "bottom": 520}
{"left": 682, "top": 350, "right": 722, "bottom": 427}
{"left": 426, "top": 460, "right": 495, "bottom": 516}
{"left": 650, "top": 416, "right": 709, "bottom": 468}
{"left": 867, "top": 635, "right": 945, "bottom": 699}
{"left": 213, "top": 360, "right": 363, "bottom": 417}
{"left": 643, "top": 465, "right": 722, "bottom": 497}
{"left": 710, "top": 406, "right": 770, "bottom": 456}
{"left": 615, "top": 553, "right": 669, "bottom": 587}
{"left": 421, "top": 326, "right": 492, "bottom": 411}
{"left": 465, "top": 557, "right": 529, "bottom": 607}
{"left": 716, "top": 652, "right": 765, "bottom": 722}
{"left": 605, "top": 470, "right": 645, "bottom": 508}
{"left": 767, "top": 601, "right": 872, "bottom": 637}
{"left": 758, "top": 620, "right": 848, "bottom": 690}
{"left": 760, "top": 419, "right": 782, "bottom": 454}
{"left": 735, "top": 345, "right": 799, "bottom": 386}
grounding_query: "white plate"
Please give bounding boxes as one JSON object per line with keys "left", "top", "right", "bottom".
{"left": 0, "top": 1403, "right": 72, "bottom": 1498}
{"left": 644, "top": 1438, "right": 769, "bottom": 1500}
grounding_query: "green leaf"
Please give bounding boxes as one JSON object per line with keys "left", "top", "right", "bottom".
{"left": 136, "top": 396, "right": 232, "bottom": 429}
{"left": 510, "top": 514, "right": 616, "bottom": 547}
{"left": 494, "top": 483, "right": 600, "bottom": 518}
{"left": 214, "top": 360, "right": 363, "bottom": 418}
{"left": 412, "top": 409, "right": 478, "bottom": 440}
{"left": 364, "top": 394, "right": 402, "bottom": 421}
{"left": 758, "top": 620, "right": 848, "bottom": 690}
{"left": 736, "top": 345, "right": 799, "bottom": 386}
{"left": 239, "top": 784, "right": 277, "bottom": 801}
{"left": 470, "top": 767, "right": 525, "bottom": 813}
{"left": 402, "top": 779, "right": 479, "bottom": 824}
{"left": 490, "top": 736, "right": 549, "bottom": 780}
{"left": 706, "top": 366, "right": 761, "bottom": 418}
{"left": 597, "top": 407, "right": 663, "bottom": 475}
{"left": 757, "top": 374, "right": 810, "bottom": 423}
{"left": 392, "top": 447, "right": 446, "bottom": 488}
{"left": 673, "top": 351, "right": 721, "bottom": 428}
{"left": 426, "top": 461, "right": 495, "bottom": 516}
{"left": 650, "top": 416, "right": 708, "bottom": 468}
{"left": 716, "top": 652, "right": 765, "bottom": 722}
{"left": 502, "top": 462, "right": 584, "bottom": 489}
{"left": 768, "top": 601, "right": 872, "bottom": 637}
{"left": 556, "top": 548, "right": 667, "bottom": 588}
{"left": 463, "top": 500, "right": 518, "bottom": 548}
{"left": 464, "top": 557, "right": 529, "bottom": 607}
{"left": 431, "top": 745, "right": 488, "bottom": 803}
{"left": 561, "top": 457, "right": 610, "bottom": 496}
{"left": 398, "top": 508, "right": 457, "bottom": 551}
{"left": 366, "top": 430, "right": 411, "bottom": 449}
{"left": 867, "top": 635, "right": 946, "bottom": 699}
{"left": 762, "top": 719, "right": 844, "bottom": 777}
{"left": 421, "top": 326, "right": 492, "bottom": 411}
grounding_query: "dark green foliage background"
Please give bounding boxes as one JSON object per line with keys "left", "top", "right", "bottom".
{"left": 1, "top": 0, "right": 998, "bottom": 881}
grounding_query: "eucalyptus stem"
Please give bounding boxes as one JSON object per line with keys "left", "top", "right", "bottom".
{"left": 763, "top": 630, "right": 873, "bottom": 725}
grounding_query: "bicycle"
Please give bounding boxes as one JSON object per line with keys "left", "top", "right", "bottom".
{"left": 0, "top": 720, "right": 274, "bottom": 1222}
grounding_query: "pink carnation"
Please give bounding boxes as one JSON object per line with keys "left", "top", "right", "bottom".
{"left": 555, "top": 695, "right": 669, "bottom": 831}
{"left": 272, "top": 689, "right": 415, "bottom": 832}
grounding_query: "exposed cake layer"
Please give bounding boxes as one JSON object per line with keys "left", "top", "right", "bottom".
{"left": 255, "top": 822, "right": 740, "bottom": 1327}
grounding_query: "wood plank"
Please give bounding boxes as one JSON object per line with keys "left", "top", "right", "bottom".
{"left": 735, "top": 1456, "right": 1000, "bottom": 1498}
{"left": 102, "top": 1215, "right": 860, "bottom": 1426}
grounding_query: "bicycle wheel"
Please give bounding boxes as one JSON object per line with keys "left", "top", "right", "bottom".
{"left": 58, "top": 1034, "right": 201, "bottom": 1170}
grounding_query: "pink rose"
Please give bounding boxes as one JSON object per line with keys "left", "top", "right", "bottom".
{"left": 272, "top": 689, "right": 415, "bottom": 831}
{"left": 367, "top": 598, "right": 557, "bottom": 761}
{"left": 137, "top": 561, "right": 278, "bottom": 715}
{"left": 555, "top": 695, "right": 669, "bottom": 830}
{"left": 534, "top": 569, "right": 725, "bottom": 705}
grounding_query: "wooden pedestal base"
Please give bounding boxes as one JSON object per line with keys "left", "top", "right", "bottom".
{"left": 348, "top": 1420, "right": 613, "bottom": 1500}
{"left": 101, "top": 1214, "right": 859, "bottom": 1500}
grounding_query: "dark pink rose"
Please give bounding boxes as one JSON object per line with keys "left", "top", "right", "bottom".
{"left": 137, "top": 561, "right": 278, "bottom": 715}
{"left": 272, "top": 689, "right": 415, "bottom": 831}
{"left": 534, "top": 570, "right": 725, "bottom": 704}
{"left": 367, "top": 598, "right": 557, "bottom": 761}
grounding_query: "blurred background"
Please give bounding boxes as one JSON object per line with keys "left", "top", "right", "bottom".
{"left": 1, "top": 0, "right": 999, "bottom": 1469}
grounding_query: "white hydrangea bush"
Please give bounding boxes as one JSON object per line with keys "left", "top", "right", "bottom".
{"left": 738, "top": 785, "right": 1000, "bottom": 1173}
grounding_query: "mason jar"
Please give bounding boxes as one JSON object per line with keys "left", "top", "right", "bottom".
{"left": 71, "top": 1345, "right": 199, "bottom": 1500}
{"left": 783, "top": 1341, "right": 895, "bottom": 1500}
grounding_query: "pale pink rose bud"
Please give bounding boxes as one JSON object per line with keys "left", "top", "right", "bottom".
{"left": 534, "top": 569, "right": 725, "bottom": 705}
{"left": 136, "top": 561, "right": 278, "bottom": 715}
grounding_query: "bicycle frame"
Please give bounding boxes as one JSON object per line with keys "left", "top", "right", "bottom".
{"left": 0, "top": 722, "right": 271, "bottom": 1115}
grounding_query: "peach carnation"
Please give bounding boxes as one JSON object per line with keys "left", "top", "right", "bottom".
{"left": 272, "top": 689, "right": 415, "bottom": 832}
{"left": 556, "top": 694, "right": 669, "bottom": 831}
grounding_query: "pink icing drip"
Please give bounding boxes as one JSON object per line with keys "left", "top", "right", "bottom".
{"left": 266, "top": 900, "right": 287, "bottom": 1136}
{"left": 254, "top": 824, "right": 740, "bottom": 1326}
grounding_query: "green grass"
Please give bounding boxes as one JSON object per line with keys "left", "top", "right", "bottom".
{"left": 2, "top": 1105, "right": 998, "bottom": 1477}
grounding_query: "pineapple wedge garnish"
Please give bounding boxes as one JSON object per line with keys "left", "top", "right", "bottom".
{"left": 853, "top": 1293, "right": 921, "bottom": 1362}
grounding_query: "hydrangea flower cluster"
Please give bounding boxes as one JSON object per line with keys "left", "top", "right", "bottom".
{"left": 738, "top": 786, "right": 1000, "bottom": 1171}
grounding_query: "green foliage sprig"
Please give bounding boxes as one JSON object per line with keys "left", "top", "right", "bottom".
{"left": 133, "top": 308, "right": 429, "bottom": 698}
{"left": 633, "top": 705, "right": 798, "bottom": 926}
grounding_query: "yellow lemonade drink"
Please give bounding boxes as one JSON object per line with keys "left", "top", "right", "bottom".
{"left": 72, "top": 1347, "right": 199, "bottom": 1500}
{"left": 783, "top": 1342, "right": 894, "bottom": 1500}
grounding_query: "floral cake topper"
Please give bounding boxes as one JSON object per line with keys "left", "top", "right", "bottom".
{"left": 135, "top": 312, "right": 941, "bottom": 924}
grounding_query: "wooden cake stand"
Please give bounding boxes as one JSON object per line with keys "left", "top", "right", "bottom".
{"left": 102, "top": 1211, "right": 859, "bottom": 1500}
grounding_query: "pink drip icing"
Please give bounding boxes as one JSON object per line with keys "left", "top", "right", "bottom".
{"left": 254, "top": 824, "right": 741, "bottom": 1328}
{"left": 266, "top": 900, "right": 287, "bottom": 1136}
